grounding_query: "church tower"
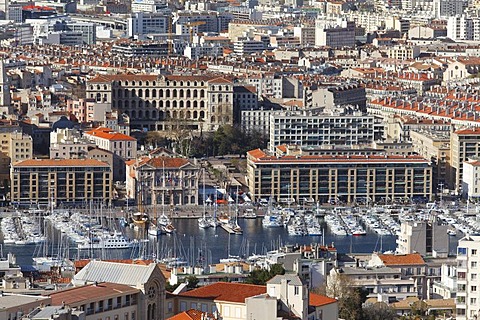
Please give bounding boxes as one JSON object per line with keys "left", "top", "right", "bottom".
{"left": 0, "top": 60, "right": 12, "bottom": 115}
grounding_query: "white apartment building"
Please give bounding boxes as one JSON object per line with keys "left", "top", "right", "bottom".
{"left": 387, "top": 45, "right": 421, "bottom": 60}
{"left": 49, "top": 128, "right": 95, "bottom": 159}
{"left": 315, "top": 18, "right": 355, "bottom": 48}
{"left": 447, "top": 15, "right": 480, "bottom": 40}
{"left": 127, "top": 12, "right": 169, "bottom": 38}
{"left": 184, "top": 43, "right": 223, "bottom": 60}
{"left": 268, "top": 109, "right": 384, "bottom": 152}
{"left": 462, "top": 159, "right": 480, "bottom": 199}
{"left": 233, "top": 38, "right": 265, "bottom": 54}
{"left": 456, "top": 235, "right": 480, "bottom": 320}
{"left": 84, "top": 127, "right": 137, "bottom": 160}
{"left": 241, "top": 107, "right": 275, "bottom": 136}
{"left": 131, "top": 0, "right": 169, "bottom": 13}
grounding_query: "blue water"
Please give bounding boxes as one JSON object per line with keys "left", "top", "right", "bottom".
{"left": 2, "top": 217, "right": 459, "bottom": 267}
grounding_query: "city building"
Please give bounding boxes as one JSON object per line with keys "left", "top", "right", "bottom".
{"left": 0, "top": 60, "right": 12, "bottom": 115}
{"left": 84, "top": 127, "right": 137, "bottom": 160}
{"left": 10, "top": 159, "right": 112, "bottom": 206}
{"left": 72, "top": 260, "right": 167, "bottom": 320}
{"left": 127, "top": 12, "right": 169, "bottom": 38}
{"left": 456, "top": 235, "right": 480, "bottom": 320}
{"left": 48, "top": 282, "right": 141, "bottom": 320}
{"left": 233, "top": 38, "right": 265, "bottom": 54}
{"left": 86, "top": 74, "right": 234, "bottom": 132}
{"left": 462, "top": 159, "right": 480, "bottom": 199}
{"left": 0, "top": 294, "right": 51, "bottom": 320}
{"left": 246, "top": 149, "right": 433, "bottom": 204}
{"left": 451, "top": 128, "right": 480, "bottom": 192}
{"left": 409, "top": 130, "right": 452, "bottom": 189}
{"left": 304, "top": 83, "right": 366, "bottom": 110}
{"left": 315, "top": 18, "right": 355, "bottom": 49}
{"left": 126, "top": 156, "right": 200, "bottom": 205}
{"left": 268, "top": 108, "right": 384, "bottom": 152}
{"left": 49, "top": 128, "right": 94, "bottom": 159}
{"left": 396, "top": 218, "right": 449, "bottom": 257}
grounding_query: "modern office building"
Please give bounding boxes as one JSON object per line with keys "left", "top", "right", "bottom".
{"left": 127, "top": 12, "right": 169, "bottom": 38}
{"left": 246, "top": 149, "right": 433, "bottom": 204}
{"left": 456, "top": 235, "right": 480, "bottom": 320}
{"left": 86, "top": 74, "right": 234, "bottom": 132}
{"left": 315, "top": 18, "right": 355, "bottom": 48}
{"left": 10, "top": 159, "right": 112, "bottom": 206}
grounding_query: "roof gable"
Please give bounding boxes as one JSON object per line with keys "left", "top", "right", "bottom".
{"left": 178, "top": 282, "right": 266, "bottom": 303}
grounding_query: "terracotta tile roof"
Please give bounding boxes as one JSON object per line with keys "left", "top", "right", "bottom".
{"left": 178, "top": 282, "right": 266, "bottom": 303}
{"left": 140, "top": 157, "right": 190, "bottom": 169}
{"left": 454, "top": 127, "right": 480, "bottom": 135}
{"left": 276, "top": 145, "right": 287, "bottom": 153}
{"left": 425, "top": 298, "right": 455, "bottom": 309}
{"left": 309, "top": 292, "right": 337, "bottom": 307}
{"left": 49, "top": 282, "right": 140, "bottom": 306}
{"left": 167, "top": 309, "right": 218, "bottom": 320}
{"left": 378, "top": 253, "right": 425, "bottom": 266}
{"left": 85, "top": 127, "right": 136, "bottom": 141}
{"left": 247, "top": 148, "right": 267, "bottom": 158}
{"left": 13, "top": 159, "right": 109, "bottom": 167}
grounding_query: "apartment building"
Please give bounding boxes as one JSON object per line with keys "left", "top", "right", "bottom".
{"left": 0, "top": 130, "right": 33, "bottom": 188}
{"left": 268, "top": 109, "right": 384, "bottom": 152}
{"left": 315, "top": 18, "right": 355, "bottom": 49}
{"left": 84, "top": 127, "right": 137, "bottom": 160}
{"left": 10, "top": 159, "right": 112, "bottom": 206}
{"left": 86, "top": 74, "right": 234, "bottom": 132}
{"left": 456, "top": 235, "right": 480, "bottom": 320}
{"left": 66, "top": 98, "right": 111, "bottom": 123}
{"left": 409, "top": 130, "right": 452, "bottom": 189}
{"left": 127, "top": 12, "right": 169, "bottom": 38}
{"left": 462, "top": 159, "right": 480, "bottom": 199}
{"left": 246, "top": 149, "right": 432, "bottom": 204}
{"left": 451, "top": 127, "right": 480, "bottom": 191}
{"left": 126, "top": 156, "right": 200, "bottom": 205}
{"left": 396, "top": 218, "right": 449, "bottom": 257}
{"left": 304, "top": 83, "right": 366, "bottom": 110}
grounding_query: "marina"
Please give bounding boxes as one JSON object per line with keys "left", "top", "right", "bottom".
{"left": 0, "top": 202, "right": 471, "bottom": 268}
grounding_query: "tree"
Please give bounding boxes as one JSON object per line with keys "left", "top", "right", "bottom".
{"left": 244, "top": 264, "right": 285, "bottom": 285}
{"left": 363, "top": 302, "right": 397, "bottom": 320}
{"left": 184, "top": 275, "right": 199, "bottom": 289}
{"left": 325, "top": 270, "right": 367, "bottom": 320}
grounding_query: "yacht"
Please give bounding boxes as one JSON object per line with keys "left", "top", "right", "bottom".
{"left": 77, "top": 231, "right": 134, "bottom": 250}
{"left": 243, "top": 208, "right": 257, "bottom": 219}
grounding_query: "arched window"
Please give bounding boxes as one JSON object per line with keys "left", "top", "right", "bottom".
{"left": 159, "top": 100, "right": 164, "bottom": 108}
{"left": 211, "top": 116, "right": 215, "bottom": 123}
{"left": 152, "top": 101, "right": 157, "bottom": 108}
{"left": 166, "top": 90, "right": 170, "bottom": 98}
{"left": 180, "top": 89, "right": 184, "bottom": 98}
{"left": 186, "top": 101, "right": 191, "bottom": 108}
{"left": 124, "top": 89, "right": 129, "bottom": 98}
{"left": 138, "top": 89, "right": 143, "bottom": 97}
{"left": 166, "top": 111, "right": 171, "bottom": 119}
{"left": 159, "top": 90, "right": 163, "bottom": 98}
{"left": 193, "top": 111, "right": 198, "bottom": 119}
{"left": 193, "top": 101, "right": 197, "bottom": 108}
{"left": 145, "top": 110, "right": 150, "bottom": 118}
{"left": 200, "top": 111, "right": 205, "bottom": 119}
{"left": 173, "top": 89, "right": 177, "bottom": 98}
{"left": 138, "top": 110, "right": 143, "bottom": 118}
{"left": 200, "top": 101, "right": 205, "bottom": 108}
{"left": 152, "top": 110, "right": 157, "bottom": 119}
{"left": 200, "top": 90, "right": 205, "bottom": 98}
{"left": 218, "top": 105, "right": 222, "bottom": 113}
{"left": 186, "top": 110, "right": 191, "bottom": 118}
{"left": 145, "top": 89, "right": 150, "bottom": 98}
{"left": 159, "top": 111, "right": 164, "bottom": 120}
{"left": 193, "top": 89, "right": 198, "bottom": 98}
{"left": 166, "top": 101, "right": 170, "bottom": 108}
{"left": 212, "top": 106, "right": 215, "bottom": 113}
{"left": 131, "top": 110, "right": 137, "bottom": 118}
{"left": 152, "top": 89, "right": 157, "bottom": 98}
{"left": 180, "top": 101, "right": 184, "bottom": 108}
{"left": 118, "top": 100, "right": 123, "bottom": 109}
{"left": 186, "top": 89, "right": 191, "bottom": 98}
{"left": 179, "top": 111, "right": 184, "bottom": 118}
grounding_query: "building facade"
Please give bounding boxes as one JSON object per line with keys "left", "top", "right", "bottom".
{"left": 10, "top": 159, "right": 112, "bottom": 206}
{"left": 247, "top": 149, "right": 433, "bottom": 204}
{"left": 84, "top": 127, "right": 137, "bottom": 160}
{"left": 451, "top": 128, "right": 480, "bottom": 191}
{"left": 126, "top": 156, "right": 200, "bottom": 205}
{"left": 86, "top": 74, "right": 234, "bottom": 132}
{"left": 268, "top": 109, "right": 384, "bottom": 152}
{"left": 456, "top": 235, "right": 480, "bottom": 320}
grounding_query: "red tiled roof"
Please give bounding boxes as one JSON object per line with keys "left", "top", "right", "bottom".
{"left": 143, "top": 157, "right": 190, "bottom": 169}
{"left": 85, "top": 127, "right": 136, "bottom": 141}
{"left": 309, "top": 292, "right": 337, "bottom": 307}
{"left": 49, "top": 282, "right": 140, "bottom": 306}
{"left": 168, "top": 309, "right": 218, "bottom": 320}
{"left": 13, "top": 159, "right": 109, "bottom": 167}
{"left": 454, "top": 127, "right": 480, "bottom": 135}
{"left": 378, "top": 253, "right": 425, "bottom": 266}
{"left": 178, "top": 282, "right": 266, "bottom": 303}
{"left": 247, "top": 148, "right": 267, "bottom": 158}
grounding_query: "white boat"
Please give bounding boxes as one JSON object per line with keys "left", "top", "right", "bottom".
{"left": 244, "top": 208, "right": 257, "bottom": 219}
{"left": 148, "top": 224, "right": 163, "bottom": 237}
{"left": 307, "top": 226, "right": 323, "bottom": 236}
{"left": 162, "top": 224, "right": 176, "bottom": 234}
{"left": 78, "top": 231, "right": 134, "bottom": 249}
{"left": 198, "top": 217, "right": 211, "bottom": 229}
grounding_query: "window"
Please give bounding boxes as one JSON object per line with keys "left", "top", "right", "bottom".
{"left": 471, "top": 286, "right": 477, "bottom": 292}
{"left": 473, "top": 249, "right": 478, "bottom": 256}
{"left": 472, "top": 261, "right": 478, "bottom": 268}
{"left": 294, "top": 286, "right": 299, "bottom": 295}
{"left": 180, "top": 302, "right": 187, "bottom": 312}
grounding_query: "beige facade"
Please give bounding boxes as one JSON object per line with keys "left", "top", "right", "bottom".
{"left": 0, "top": 130, "right": 33, "bottom": 188}
{"left": 456, "top": 235, "right": 480, "bottom": 320}
{"left": 85, "top": 127, "right": 137, "bottom": 160}
{"left": 126, "top": 156, "right": 200, "bottom": 205}
{"left": 247, "top": 149, "right": 433, "bottom": 204}
{"left": 409, "top": 130, "right": 452, "bottom": 189}
{"left": 86, "top": 74, "right": 234, "bottom": 133}
{"left": 0, "top": 295, "right": 51, "bottom": 320}
{"left": 11, "top": 159, "right": 112, "bottom": 206}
